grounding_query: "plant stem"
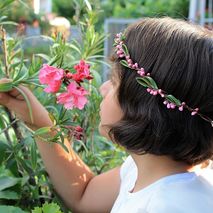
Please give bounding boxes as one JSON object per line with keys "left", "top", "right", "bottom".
{"left": 2, "top": 107, "right": 15, "bottom": 145}
{"left": 0, "top": 26, "right": 9, "bottom": 77}
{"left": 0, "top": 117, "right": 19, "bottom": 135}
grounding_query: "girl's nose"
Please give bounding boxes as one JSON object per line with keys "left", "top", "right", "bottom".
{"left": 99, "top": 80, "right": 110, "bottom": 97}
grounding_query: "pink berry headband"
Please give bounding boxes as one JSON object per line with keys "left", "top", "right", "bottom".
{"left": 114, "top": 32, "right": 213, "bottom": 127}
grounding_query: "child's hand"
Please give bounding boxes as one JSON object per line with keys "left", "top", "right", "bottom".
{"left": 0, "top": 78, "right": 52, "bottom": 130}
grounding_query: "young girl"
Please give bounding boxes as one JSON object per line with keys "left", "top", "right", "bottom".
{"left": 0, "top": 17, "right": 213, "bottom": 212}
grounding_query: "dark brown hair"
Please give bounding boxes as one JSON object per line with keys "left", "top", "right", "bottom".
{"left": 109, "top": 17, "right": 213, "bottom": 165}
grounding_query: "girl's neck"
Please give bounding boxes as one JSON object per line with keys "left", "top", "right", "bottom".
{"left": 130, "top": 153, "right": 193, "bottom": 193}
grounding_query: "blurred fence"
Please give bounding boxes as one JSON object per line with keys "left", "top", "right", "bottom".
{"left": 19, "top": 24, "right": 81, "bottom": 55}
{"left": 189, "top": 0, "right": 213, "bottom": 28}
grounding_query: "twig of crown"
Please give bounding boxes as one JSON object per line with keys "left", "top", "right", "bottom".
{"left": 114, "top": 32, "right": 204, "bottom": 118}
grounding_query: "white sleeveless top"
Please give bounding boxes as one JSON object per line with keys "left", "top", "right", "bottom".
{"left": 111, "top": 156, "right": 213, "bottom": 213}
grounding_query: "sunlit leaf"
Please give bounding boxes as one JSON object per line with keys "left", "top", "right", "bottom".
{"left": 34, "top": 127, "right": 52, "bottom": 136}
{"left": 13, "top": 86, "right": 34, "bottom": 123}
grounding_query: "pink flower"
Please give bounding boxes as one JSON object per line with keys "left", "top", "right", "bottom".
{"left": 39, "top": 64, "right": 64, "bottom": 93}
{"left": 69, "top": 60, "right": 92, "bottom": 82}
{"left": 57, "top": 82, "right": 89, "bottom": 110}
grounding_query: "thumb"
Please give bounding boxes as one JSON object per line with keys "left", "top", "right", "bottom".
{"left": 0, "top": 92, "right": 20, "bottom": 109}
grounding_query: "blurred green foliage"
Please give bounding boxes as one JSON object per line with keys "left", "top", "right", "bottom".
{"left": 53, "top": 0, "right": 189, "bottom": 30}
{"left": 3, "top": 0, "right": 50, "bottom": 34}
{"left": 101, "top": 0, "right": 189, "bottom": 18}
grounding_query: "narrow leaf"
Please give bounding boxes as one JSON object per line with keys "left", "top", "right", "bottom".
{"left": 136, "top": 77, "right": 149, "bottom": 88}
{"left": 13, "top": 86, "right": 34, "bottom": 123}
{"left": 166, "top": 95, "right": 181, "bottom": 106}
{"left": 34, "top": 127, "right": 51, "bottom": 136}
{"left": 35, "top": 54, "right": 50, "bottom": 62}
{"left": 31, "top": 142, "right": 37, "bottom": 170}
{"left": 0, "top": 81, "right": 13, "bottom": 92}
{"left": 0, "top": 21, "right": 17, "bottom": 26}
{"left": 144, "top": 76, "right": 158, "bottom": 89}
{"left": 122, "top": 44, "right": 129, "bottom": 55}
{"left": 120, "top": 60, "right": 129, "bottom": 68}
{"left": 0, "top": 190, "right": 20, "bottom": 200}
{"left": 0, "top": 176, "right": 20, "bottom": 191}
{"left": 0, "top": 206, "right": 25, "bottom": 213}
{"left": 67, "top": 44, "right": 82, "bottom": 55}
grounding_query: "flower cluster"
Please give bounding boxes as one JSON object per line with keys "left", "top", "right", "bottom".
{"left": 114, "top": 32, "right": 213, "bottom": 126}
{"left": 67, "top": 60, "right": 93, "bottom": 82}
{"left": 39, "top": 60, "right": 92, "bottom": 110}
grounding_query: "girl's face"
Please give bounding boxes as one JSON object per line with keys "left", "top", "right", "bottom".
{"left": 98, "top": 73, "right": 123, "bottom": 138}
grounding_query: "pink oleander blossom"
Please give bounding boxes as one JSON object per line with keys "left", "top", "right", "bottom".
{"left": 57, "top": 82, "right": 89, "bottom": 110}
{"left": 69, "top": 60, "right": 92, "bottom": 82}
{"left": 39, "top": 64, "right": 64, "bottom": 93}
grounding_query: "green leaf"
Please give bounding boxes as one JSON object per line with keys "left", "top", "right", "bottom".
{"left": 17, "top": 0, "right": 30, "bottom": 9}
{"left": 34, "top": 127, "right": 51, "bottom": 136}
{"left": 31, "top": 142, "right": 37, "bottom": 170}
{"left": 0, "top": 114, "right": 6, "bottom": 129}
{"left": 122, "top": 44, "right": 129, "bottom": 55}
{"left": 0, "top": 0, "right": 15, "bottom": 11}
{"left": 120, "top": 60, "right": 129, "bottom": 68}
{"left": 0, "top": 16, "right": 7, "bottom": 22}
{"left": 32, "top": 202, "right": 62, "bottom": 213}
{"left": 12, "top": 64, "right": 28, "bottom": 83}
{"left": 32, "top": 207, "right": 42, "bottom": 213}
{"left": 57, "top": 141, "right": 69, "bottom": 153}
{"left": 67, "top": 43, "right": 82, "bottom": 55}
{"left": 42, "top": 202, "right": 62, "bottom": 213}
{"left": 144, "top": 76, "right": 158, "bottom": 89}
{"left": 136, "top": 76, "right": 158, "bottom": 89}
{"left": 0, "top": 142, "right": 9, "bottom": 164}
{"left": 165, "top": 95, "right": 181, "bottom": 106}
{"left": 136, "top": 77, "right": 149, "bottom": 88}
{"left": 0, "top": 190, "right": 20, "bottom": 200}
{"left": 90, "top": 69, "right": 101, "bottom": 85}
{"left": 13, "top": 86, "right": 34, "bottom": 123}
{"left": 0, "top": 205, "right": 26, "bottom": 213}
{"left": 29, "top": 55, "right": 42, "bottom": 76}
{"left": 0, "top": 21, "right": 17, "bottom": 26}
{"left": 84, "top": 0, "right": 92, "bottom": 11}
{"left": 0, "top": 81, "right": 13, "bottom": 92}
{"left": 10, "top": 49, "right": 22, "bottom": 61}
{"left": 48, "top": 112, "right": 56, "bottom": 124}
{"left": 48, "top": 55, "right": 61, "bottom": 66}
{"left": 0, "top": 176, "right": 20, "bottom": 191}
{"left": 35, "top": 53, "right": 50, "bottom": 62}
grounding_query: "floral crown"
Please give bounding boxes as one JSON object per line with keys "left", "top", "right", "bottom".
{"left": 114, "top": 32, "right": 213, "bottom": 127}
